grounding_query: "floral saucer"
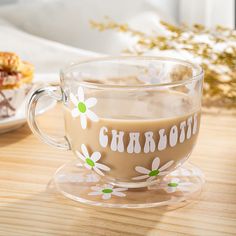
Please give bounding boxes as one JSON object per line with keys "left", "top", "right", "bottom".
{"left": 54, "top": 160, "right": 205, "bottom": 208}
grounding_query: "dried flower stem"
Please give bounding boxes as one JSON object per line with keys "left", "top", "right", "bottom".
{"left": 91, "top": 18, "right": 236, "bottom": 109}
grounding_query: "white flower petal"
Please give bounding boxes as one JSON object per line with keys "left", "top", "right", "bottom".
{"left": 88, "top": 191, "right": 102, "bottom": 196}
{"left": 154, "top": 183, "right": 166, "bottom": 189}
{"left": 80, "top": 114, "right": 87, "bottom": 129}
{"left": 81, "top": 144, "right": 89, "bottom": 157}
{"left": 178, "top": 186, "right": 189, "bottom": 192}
{"left": 93, "top": 167, "right": 105, "bottom": 176}
{"left": 171, "top": 168, "right": 191, "bottom": 177}
{"left": 158, "top": 171, "right": 169, "bottom": 176}
{"left": 152, "top": 157, "right": 160, "bottom": 171}
{"left": 112, "top": 191, "right": 126, "bottom": 197}
{"left": 166, "top": 187, "right": 177, "bottom": 193}
{"left": 149, "top": 70, "right": 156, "bottom": 78}
{"left": 78, "top": 86, "right": 84, "bottom": 102}
{"left": 138, "top": 75, "right": 147, "bottom": 82}
{"left": 73, "top": 176, "right": 84, "bottom": 183}
{"left": 84, "top": 163, "right": 92, "bottom": 170}
{"left": 132, "top": 175, "right": 149, "bottom": 180}
{"left": 91, "top": 186, "right": 102, "bottom": 191}
{"left": 159, "top": 160, "right": 174, "bottom": 171}
{"left": 71, "top": 108, "right": 80, "bottom": 118}
{"left": 113, "top": 188, "right": 128, "bottom": 192}
{"left": 102, "top": 193, "right": 111, "bottom": 200}
{"left": 86, "top": 174, "right": 100, "bottom": 183}
{"left": 96, "top": 163, "right": 110, "bottom": 171}
{"left": 85, "top": 97, "right": 97, "bottom": 108}
{"left": 70, "top": 93, "right": 78, "bottom": 106}
{"left": 135, "top": 166, "right": 150, "bottom": 174}
{"left": 179, "top": 182, "right": 192, "bottom": 187}
{"left": 103, "top": 184, "right": 113, "bottom": 189}
{"left": 147, "top": 176, "right": 156, "bottom": 182}
{"left": 90, "top": 152, "right": 101, "bottom": 162}
{"left": 86, "top": 110, "right": 99, "bottom": 122}
{"left": 75, "top": 151, "right": 86, "bottom": 161}
{"left": 147, "top": 64, "right": 154, "bottom": 73}
{"left": 171, "top": 178, "right": 180, "bottom": 183}
{"left": 186, "top": 82, "right": 196, "bottom": 95}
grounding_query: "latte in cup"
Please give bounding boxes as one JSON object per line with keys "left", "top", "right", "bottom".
{"left": 64, "top": 87, "right": 200, "bottom": 187}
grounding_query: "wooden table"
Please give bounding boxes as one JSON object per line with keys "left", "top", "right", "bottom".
{"left": 0, "top": 105, "right": 236, "bottom": 236}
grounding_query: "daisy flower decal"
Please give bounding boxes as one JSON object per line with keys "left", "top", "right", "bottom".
{"left": 88, "top": 184, "right": 128, "bottom": 200}
{"left": 185, "top": 82, "right": 195, "bottom": 95}
{"left": 70, "top": 86, "right": 99, "bottom": 129}
{"left": 85, "top": 173, "right": 101, "bottom": 183}
{"left": 138, "top": 63, "right": 168, "bottom": 84}
{"left": 76, "top": 144, "right": 110, "bottom": 176}
{"left": 58, "top": 173, "right": 100, "bottom": 183}
{"left": 171, "top": 166, "right": 203, "bottom": 177}
{"left": 159, "top": 178, "right": 192, "bottom": 193}
{"left": 132, "top": 157, "right": 174, "bottom": 182}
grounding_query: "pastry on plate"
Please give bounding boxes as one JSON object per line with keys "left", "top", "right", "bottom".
{"left": 0, "top": 52, "right": 34, "bottom": 119}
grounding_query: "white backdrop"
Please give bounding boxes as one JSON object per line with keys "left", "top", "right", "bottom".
{"left": 180, "top": 0, "right": 235, "bottom": 28}
{"left": 0, "top": 0, "right": 233, "bottom": 55}
{"left": 0, "top": 0, "right": 178, "bottom": 54}
{"left": 0, "top": 0, "right": 234, "bottom": 73}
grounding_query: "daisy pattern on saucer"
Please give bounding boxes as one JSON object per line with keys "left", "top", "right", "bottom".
{"left": 85, "top": 173, "right": 100, "bottom": 183}
{"left": 76, "top": 144, "right": 110, "bottom": 176}
{"left": 132, "top": 157, "right": 174, "bottom": 182}
{"left": 70, "top": 86, "right": 99, "bottom": 129}
{"left": 88, "top": 184, "right": 128, "bottom": 200}
{"left": 58, "top": 173, "right": 100, "bottom": 183}
{"left": 171, "top": 164, "right": 203, "bottom": 178}
{"left": 159, "top": 178, "right": 192, "bottom": 193}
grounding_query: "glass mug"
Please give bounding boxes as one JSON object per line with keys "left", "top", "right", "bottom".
{"left": 27, "top": 56, "right": 203, "bottom": 188}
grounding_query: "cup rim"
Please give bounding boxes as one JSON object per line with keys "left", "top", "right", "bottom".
{"left": 60, "top": 56, "right": 204, "bottom": 89}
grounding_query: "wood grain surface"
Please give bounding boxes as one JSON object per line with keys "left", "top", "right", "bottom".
{"left": 0, "top": 105, "right": 236, "bottom": 236}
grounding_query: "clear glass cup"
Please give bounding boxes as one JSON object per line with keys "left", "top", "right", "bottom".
{"left": 27, "top": 56, "right": 203, "bottom": 188}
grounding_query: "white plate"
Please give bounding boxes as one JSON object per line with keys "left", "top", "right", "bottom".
{"left": 0, "top": 73, "right": 59, "bottom": 134}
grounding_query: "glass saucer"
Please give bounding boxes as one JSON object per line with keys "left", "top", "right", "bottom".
{"left": 53, "top": 160, "right": 205, "bottom": 208}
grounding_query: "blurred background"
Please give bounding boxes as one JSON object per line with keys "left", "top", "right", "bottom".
{"left": 1, "top": 0, "right": 235, "bottom": 110}
{"left": 0, "top": 0, "right": 235, "bottom": 58}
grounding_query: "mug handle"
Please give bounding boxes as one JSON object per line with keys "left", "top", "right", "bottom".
{"left": 26, "top": 85, "right": 70, "bottom": 150}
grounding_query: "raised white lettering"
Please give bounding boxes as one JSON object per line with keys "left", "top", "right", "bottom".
{"left": 99, "top": 126, "right": 108, "bottom": 148}
{"left": 144, "top": 131, "right": 155, "bottom": 153}
{"left": 111, "top": 130, "right": 124, "bottom": 152}
{"left": 127, "top": 132, "right": 141, "bottom": 153}
{"left": 169, "top": 125, "right": 178, "bottom": 147}
{"left": 192, "top": 113, "right": 198, "bottom": 135}
{"left": 179, "top": 121, "right": 186, "bottom": 143}
{"left": 158, "top": 129, "right": 167, "bottom": 151}
{"left": 187, "top": 116, "right": 193, "bottom": 139}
